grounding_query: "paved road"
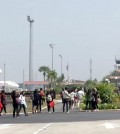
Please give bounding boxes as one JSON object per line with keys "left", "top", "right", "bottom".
{"left": 0, "top": 101, "right": 120, "bottom": 134}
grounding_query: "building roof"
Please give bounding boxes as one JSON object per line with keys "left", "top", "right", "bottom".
{"left": 24, "top": 81, "right": 49, "bottom": 85}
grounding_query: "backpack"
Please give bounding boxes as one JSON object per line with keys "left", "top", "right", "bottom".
{"left": 46, "top": 94, "right": 52, "bottom": 101}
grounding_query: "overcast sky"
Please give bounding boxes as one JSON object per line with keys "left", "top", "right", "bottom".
{"left": 0, "top": 0, "right": 120, "bottom": 83}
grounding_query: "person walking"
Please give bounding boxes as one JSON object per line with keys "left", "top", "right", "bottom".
{"left": 0, "top": 95, "right": 3, "bottom": 116}
{"left": 18, "top": 91, "right": 28, "bottom": 116}
{"left": 0, "top": 90, "right": 7, "bottom": 115}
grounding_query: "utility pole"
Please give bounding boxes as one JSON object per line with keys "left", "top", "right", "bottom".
{"left": 4, "top": 63, "right": 6, "bottom": 92}
{"left": 50, "top": 44, "right": 55, "bottom": 70}
{"left": 23, "top": 69, "right": 25, "bottom": 90}
{"left": 27, "top": 16, "right": 34, "bottom": 90}
{"left": 90, "top": 59, "right": 92, "bottom": 81}
{"left": 59, "top": 55, "right": 63, "bottom": 82}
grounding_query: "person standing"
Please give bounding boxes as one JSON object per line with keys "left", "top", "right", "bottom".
{"left": 62, "top": 87, "right": 71, "bottom": 113}
{"left": 32, "top": 89, "right": 39, "bottom": 114}
{"left": 11, "top": 90, "right": 20, "bottom": 118}
{"left": 70, "top": 89, "right": 75, "bottom": 109}
{"left": 39, "top": 88, "right": 45, "bottom": 113}
{"left": 77, "top": 88, "right": 84, "bottom": 110}
{"left": 85, "top": 89, "right": 92, "bottom": 111}
{"left": 46, "top": 90, "right": 55, "bottom": 113}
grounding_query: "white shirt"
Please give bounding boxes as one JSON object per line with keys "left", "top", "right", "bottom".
{"left": 77, "top": 90, "right": 84, "bottom": 100}
{"left": 19, "top": 95, "right": 26, "bottom": 104}
{"left": 70, "top": 92, "right": 75, "bottom": 100}
{"left": 62, "top": 90, "right": 71, "bottom": 99}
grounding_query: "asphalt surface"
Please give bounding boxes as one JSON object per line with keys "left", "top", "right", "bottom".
{"left": 0, "top": 102, "right": 120, "bottom": 124}
{"left": 0, "top": 101, "right": 120, "bottom": 134}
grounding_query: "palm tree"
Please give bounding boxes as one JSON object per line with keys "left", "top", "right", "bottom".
{"left": 47, "top": 70, "right": 57, "bottom": 89}
{"left": 38, "top": 66, "right": 50, "bottom": 90}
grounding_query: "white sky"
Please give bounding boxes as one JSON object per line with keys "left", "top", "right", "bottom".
{"left": 0, "top": 0, "right": 120, "bottom": 83}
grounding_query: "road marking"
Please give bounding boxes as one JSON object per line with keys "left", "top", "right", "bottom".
{"left": 98, "top": 123, "right": 120, "bottom": 129}
{"left": 33, "top": 123, "right": 53, "bottom": 134}
{"left": 0, "top": 124, "right": 13, "bottom": 130}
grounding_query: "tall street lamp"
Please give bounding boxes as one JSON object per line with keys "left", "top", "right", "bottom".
{"left": 4, "top": 63, "right": 6, "bottom": 92}
{"left": 49, "top": 44, "right": 55, "bottom": 70}
{"left": 59, "top": 54, "right": 62, "bottom": 77}
{"left": 27, "top": 16, "right": 34, "bottom": 90}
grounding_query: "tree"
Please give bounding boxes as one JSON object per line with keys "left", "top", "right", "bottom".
{"left": 47, "top": 70, "right": 57, "bottom": 89}
{"left": 56, "top": 73, "right": 65, "bottom": 82}
{"left": 38, "top": 66, "right": 50, "bottom": 90}
{"left": 85, "top": 80, "right": 97, "bottom": 89}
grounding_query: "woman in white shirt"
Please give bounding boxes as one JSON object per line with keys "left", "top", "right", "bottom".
{"left": 19, "top": 91, "right": 28, "bottom": 116}
{"left": 70, "top": 89, "right": 75, "bottom": 109}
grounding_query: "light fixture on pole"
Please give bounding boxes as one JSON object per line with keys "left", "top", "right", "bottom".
{"left": 27, "top": 16, "right": 34, "bottom": 90}
{"left": 49, "top": 44, "right": 55, "bottom": 70}
{"left": 59, "top": 54, "right": 62, "bottom": 77}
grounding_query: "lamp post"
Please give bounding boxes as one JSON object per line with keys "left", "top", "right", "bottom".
{"left": 23, "top": 69, "right": 25, "bottom": 90}
{"left": 27, "top": 16, "right": 34, "bottom": 90}
{"left": 3, "top": 63, "right": 6, "bottom": 92}
{"left": 59, "top": 54, "right": 62, "bottom": 78}
{"left": 49, "top": 44, "right": 55, "bottom": 70}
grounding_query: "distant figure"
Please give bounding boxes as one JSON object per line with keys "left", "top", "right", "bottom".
{"left": 11, "top": 90, "right": 19, "bottom": 118}
{"left": 39, "top": 88, "right": 45, "bottom": 112}
{"left": 62, "top": 87, "right": 71, "bottom": 113}
{"left": 0, "top": 90, "right": 7, "bottom": 115}
{"left": 32, "top": 89, "right": 39, "bottom": 114}
{"left": 85, "top": 89, "right": 92, "bottom": 111}
{"left": 77, "top": 88, "right": 84, "bottom": 110}
{"left": 18, "top": 91, "right": 28, "bottom": 116}
{"left": 46, "top": 90, "right": 55, "bottom": 113}
{"left": 92, "top": 88, "right": 99, "bottom": 111}
{"left": 70, "top": 89, "right": 75, "bottom": 109}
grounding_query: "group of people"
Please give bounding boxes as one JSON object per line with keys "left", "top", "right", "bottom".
{"left": 0, "top": 87, "right": 100, "bottom": 117}
{"left": 11, "top": 90, "right": 28, "bottom": 118}
{"left": 61, "top": 87, "right": 100, "bottom": 113}
{"left": 0, "top": 88, "right": 56, "bottom": 118}
{"left": 30, "top": 88, "right": 56, "bottom": 114}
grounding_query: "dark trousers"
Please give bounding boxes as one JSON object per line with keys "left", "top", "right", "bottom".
{"left": 85, "top": 100, "right": 92, "bottom": 110}
{"left": 13, "top": 103, "right": 19, "bottom": 117}
{"left": 63, "top": 98, "right": 69, "bottom": 112}
{"left": 19, "top": 104, "right": 27, "bottom": 115}
{"left": 39, "top": 99, "right": 42, "bottom": 112}
{"left": 91, "top": 101, "right": 96, "bottom": 110}
{"left": 94, "top": 101, "right": 98, "bottom": 109}
{"left": 1, "top": 104, "right": 7, "bottom": 113}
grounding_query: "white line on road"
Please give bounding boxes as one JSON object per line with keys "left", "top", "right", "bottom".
{"left": 33, "top": 123, "right": 53, "bottom": 134}
{"left": 98, "top": 122, "right": 120, "bottom": 129}
{"left": 0, "top": 124, "right": 13, "bottom": 130}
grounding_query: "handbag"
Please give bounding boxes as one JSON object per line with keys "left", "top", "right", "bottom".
{"left": 16, "top": 98, "right": 21, "bottom": 104}
{"left": 49, "top": 101, "right": 55, "bottom": 108}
